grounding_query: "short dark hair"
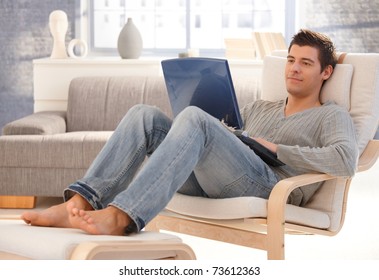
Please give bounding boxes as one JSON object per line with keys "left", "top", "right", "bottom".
{"left": 289, "top": 29, "right": 337, "bottom": 72}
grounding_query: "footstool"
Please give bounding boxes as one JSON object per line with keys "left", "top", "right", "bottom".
{"left": 0, "top": 219, "right": 195, "bottom": 260}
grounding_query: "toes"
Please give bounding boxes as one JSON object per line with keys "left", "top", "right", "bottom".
{"left": 21, "top": 215, "right": 31, "bottom": 225}
{"left": 71, "top": 207, "right": 80, "bottom": 216}
{"left": 81, "top": 212, "right": 94, "bottom": 224}
{"left": 21, "top": 212, "right": 35, "bottom": 225}
{"left": 85, "top": 216, "right": 94, "bottom": 224}
{"left": 78, "top": 209, "right": 87, "bottom": 217}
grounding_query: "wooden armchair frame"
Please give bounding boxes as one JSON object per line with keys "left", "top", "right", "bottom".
{"left": 148, "top": 139, "right": 379, "bottom": 260}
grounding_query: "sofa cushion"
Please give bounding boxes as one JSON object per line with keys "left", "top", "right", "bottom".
{"left": 66, "top": 76, "right": 171, "bottom": 132}
{"left": 0, "top": 167, "right": 88, "bottom": 196}
{"left": 233, "top": 76, "right": 261, "bottom": 108}
{"left": 0, "top": 132, "right": 112, "bottom": 169}
{"left": 66, "top": 75, "right": 261, "bottom": 132}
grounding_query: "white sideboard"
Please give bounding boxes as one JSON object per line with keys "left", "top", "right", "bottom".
{"left": 33, "top": 57, "right": 263, "bottom": 112}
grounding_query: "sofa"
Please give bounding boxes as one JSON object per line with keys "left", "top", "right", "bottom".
{"left": 0, "top": 75, "right": 260, "bottom": 202}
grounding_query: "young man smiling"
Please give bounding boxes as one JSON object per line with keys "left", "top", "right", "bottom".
{"left": 21, "top": 29, "right": 358, "bottom": 236}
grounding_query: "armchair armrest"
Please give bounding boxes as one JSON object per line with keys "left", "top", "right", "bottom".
{"left": 266, "top": 173, "right": 338, "bottom": 259}
{"left": 357, "top": 139, "right": 379, "bottom": 172}
{"left": 268, "top": 137, "right": 379, "bottom": 215}
{"left": 268, "top": 173, "right": 335, "bottom": 209}
{"left": 2, "top": 111, "right": 67, "bottom": 135}
{"left": 265, "top": 138, "right": 379, "bottom": 259}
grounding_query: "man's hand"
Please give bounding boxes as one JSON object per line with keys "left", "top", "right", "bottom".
{"left": 253, "top": 137, "right": 278, "bottom": 153}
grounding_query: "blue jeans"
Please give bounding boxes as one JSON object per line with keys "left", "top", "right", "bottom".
{"left": 65, "top": 105, "right": 280, "bottom": 232}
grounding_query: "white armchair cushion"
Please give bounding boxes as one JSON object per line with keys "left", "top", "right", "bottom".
{"left": 260, "top": 56, "right": 287, "bottom": 101}
{"left": 320, "top": 64, "right": 353, "bottom": 110}
{"left": 261, "top": 56, "right": 353, "bottom": 111}
{"left": 343, "top": 54, "right": 379, "bottom": 153}
{"left": 167, "top": 193, "right": 330, "bottom": 229}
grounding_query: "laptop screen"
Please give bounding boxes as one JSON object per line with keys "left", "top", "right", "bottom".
{"left": 161, "top": 57, "right": 243, "bottom": 129}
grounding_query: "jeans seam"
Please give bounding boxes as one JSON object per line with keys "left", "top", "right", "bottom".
{"left": 100, "top": 125, "right": 169, "bottom": 196}
{"left": 100, "top": 142, "right": 145, "bottom": 196}
{"left": 126, "top": 122, "right": 202, "bottom": 229}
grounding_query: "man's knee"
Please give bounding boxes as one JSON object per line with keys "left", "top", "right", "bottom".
{"left": 117, "top": 104, "right": 169, "bottom": 130}
{"left": 177, "top": 106, "right": 208, "bottom": 121}
{"left": 128, "top": 104, "right": 161, "bottom": 117}
{"left": 173, "top": 106, "right": 216, "bottom": 134}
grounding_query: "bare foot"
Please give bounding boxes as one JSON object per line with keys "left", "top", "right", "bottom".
{"left": 21, "top": 194, "right": 93, "bottom": 228}
{"left": 68, "top": 205, "right": 131, "bottom": 235}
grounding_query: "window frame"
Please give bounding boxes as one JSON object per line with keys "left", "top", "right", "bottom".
{"left": 76, "top": 0, "right": 296, "bottom": 57}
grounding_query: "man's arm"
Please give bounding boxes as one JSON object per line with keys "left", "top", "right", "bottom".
{"left": 275, "top": 112, "right": 358, "bottom": 177}
{"left": 253, "top": 137, "right": 278, "bottom": 153}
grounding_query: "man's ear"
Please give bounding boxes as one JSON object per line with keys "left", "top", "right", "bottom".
{"left": 322, "top": 65, "right": 334, "bottom": 81}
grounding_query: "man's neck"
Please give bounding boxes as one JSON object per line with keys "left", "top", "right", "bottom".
{"left": 284, "top": 96, "right": 321, "bottom": 117}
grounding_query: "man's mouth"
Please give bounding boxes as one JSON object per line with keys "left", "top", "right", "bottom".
{"left": 287, "top": 76, "right": 302, "bottom": 82}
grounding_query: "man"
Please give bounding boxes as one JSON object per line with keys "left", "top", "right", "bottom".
{"left": 21, "top": 29, "right": 358, "bottom": 236}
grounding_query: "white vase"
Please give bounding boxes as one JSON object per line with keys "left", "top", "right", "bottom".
{"left": 117, "top": 18, "right": 143, "bottom": 59}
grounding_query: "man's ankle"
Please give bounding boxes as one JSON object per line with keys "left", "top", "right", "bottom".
{"left": 70, "top": 194, "right": 93, "bottom": 210}
{"left": 109, "top": 206, "right": 133, "bottom": 231}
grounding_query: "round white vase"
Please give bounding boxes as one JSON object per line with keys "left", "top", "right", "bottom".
{"left": 117, "top": 18, "right": 143, "bottom": 59}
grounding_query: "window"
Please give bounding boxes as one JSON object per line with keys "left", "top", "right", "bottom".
{"left": 80, "top": 0, "right": 296, "bottom": 57}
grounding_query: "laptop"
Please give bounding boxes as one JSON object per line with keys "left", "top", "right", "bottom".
{"left": 161, "top": 57, "right": 284, "bottom": 167}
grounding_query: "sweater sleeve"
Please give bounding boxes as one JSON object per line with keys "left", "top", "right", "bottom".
{"left": 276, "top": 108, "right": 359, "bottom": 177}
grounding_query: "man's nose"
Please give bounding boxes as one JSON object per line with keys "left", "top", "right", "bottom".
{"left": 290, "top": 61, "right": 301, "bottom": 72}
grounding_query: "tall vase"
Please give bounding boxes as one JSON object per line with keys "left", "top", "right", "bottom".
{"left": 117, "top": 18, "right": 143, "bottom": 59}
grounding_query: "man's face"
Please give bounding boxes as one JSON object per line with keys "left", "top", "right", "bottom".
{"left": 285, "top": 44, "right": 332, "bottom": 99}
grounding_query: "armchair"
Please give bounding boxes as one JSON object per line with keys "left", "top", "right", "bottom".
{"left": 147, "top": 53, "right": 379, "bottom": 260}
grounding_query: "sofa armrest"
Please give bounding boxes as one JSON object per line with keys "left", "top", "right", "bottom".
{"left": 2, "top": 111, "right": 67, "bottom": 135}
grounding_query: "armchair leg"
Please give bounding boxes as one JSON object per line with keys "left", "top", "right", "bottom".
{"left": 267, "top": 197, "right": 286, "bottom": 260}
{"left": 267, "top": 231, "right": 285, "bottom": 260}
{"left": 0, "top": 196, "right": 36, "bottom": 209}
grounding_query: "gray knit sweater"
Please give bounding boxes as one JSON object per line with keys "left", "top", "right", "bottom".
{"left": 240, "top": 99, "right": 358, "bottom": 206}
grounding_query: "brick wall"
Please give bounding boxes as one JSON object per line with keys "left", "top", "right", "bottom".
{"left": 0, "top": 0, "right": 75, "bottom": 134}
{"left": 302, "top": 0, "right": 379, "bottom": 52}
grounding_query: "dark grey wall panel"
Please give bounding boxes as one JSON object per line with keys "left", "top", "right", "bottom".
{"left": 0, "top": 0, "right": 75, "bottom": 134}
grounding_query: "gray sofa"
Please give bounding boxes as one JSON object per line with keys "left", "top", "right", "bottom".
{"left": 0, "top": 76, "right": 259, "bottom": 199}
